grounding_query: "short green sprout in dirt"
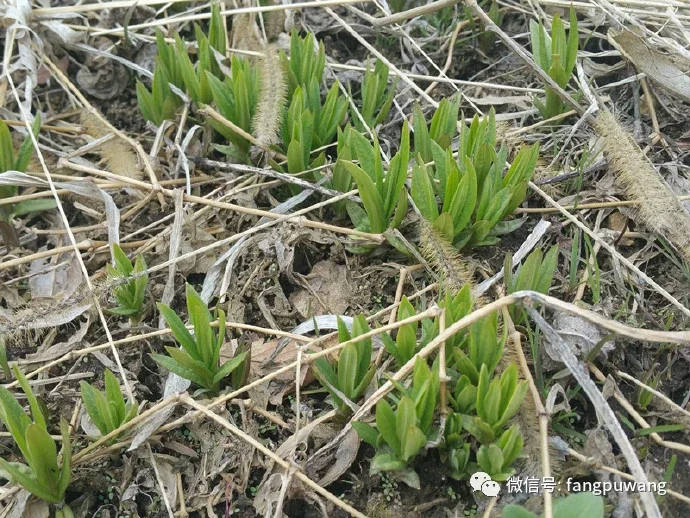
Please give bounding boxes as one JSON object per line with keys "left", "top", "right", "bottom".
{"left": 152, "top": 283, "right": 248, "bottom": 394}
{"left": 0, "top": 115, "right": 57, "bottom": 247}
{"left": 529, "top": 7, "right": 579, "bottom": 119}
{"left": 444, "top": 363, "right": 527, "bottom": 480}
{"left": 380, "top": 296, "right": 422, "bottom": 368}
{"left": 106, "top": 243, "right": 148, "bottom": 325}
{"left": 136, "top": 3, "right": 226, "bottom": 124}
{"left": 504, "top": 245, "right": 559, "bottom": 324}
{"left": 350, "top": 59, "right": 397, "bottom": 132}
{"left": 336, "top": 123, "right": 410, "bottom": 239}
{"left": 353, "top": 357, "right": 439, "bottom": 489}
{"left": 313, "top": 315, "right": 376, "bottom": 416}
{"left": 412, "top": 102, "right": 539, "bottom": 249}
{"left": 271, "top": 30, "right": 347, "bottom": 175}
{"left": 0, "top": 366, "right": 72, "bottom": 513}
{"left": 503, "top": 491, "right": 604, "bottom": 518}
{"left": 80, "top": 369, "right": 139, "bottom": 442}
{"left": 207, "top": 56, "right": 260, "bottom": 161}
{"left": 276, "top": 81, "right": 346, "bottom": 175}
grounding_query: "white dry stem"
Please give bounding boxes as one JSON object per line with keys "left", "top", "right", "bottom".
{"left": 526, "top": 306, "right": 661, "bottom": 518}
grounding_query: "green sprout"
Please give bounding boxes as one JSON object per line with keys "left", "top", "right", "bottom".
{"left": 152, "top": 283, "right": 248, "bottom": 395}
{"left": 337, "top": 123, "right": 410, "bottom": 239}
{"left": 380, "top": 297, "right": 422, "bottom": 368}
{"left": 0, "top": 115, "right": 56, "bottom": 247}
{"left": 529, "top": 7, "right": 579, "bottom": 119}
{"left": 412, "top": 103, "right": 539, "bottom": 249}
{"left": 80, "top": 369, "right": 139, "bottom": 442}
{"left": 0, "top": 366, "right": 72, "bottom": 511}
{"left": 106, "top": 243, "right": 148, "bottom": 325}
{"left": 353, "top": 358, "right": 439, "bottom": 489}
{"left": 136, "top": 4, "right": 226, "bottom": 123}
{"left": 504, "top": 245, "right": 559, "bottom": 324}
{"left": 350, "top": 59, "right": 397, "bottom": 132}
{"left": 313, "top": 315, "right": 376, "bottom": 416}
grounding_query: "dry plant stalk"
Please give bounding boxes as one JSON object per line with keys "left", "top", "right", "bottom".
{"left": 596, "top": 110, "right": 690, "bottom": 261}
{"left": 81, "top": 112, "right": 142, "bottom": 180}
{"left": 252, "top": 45, "right": 286, "bottom": 148}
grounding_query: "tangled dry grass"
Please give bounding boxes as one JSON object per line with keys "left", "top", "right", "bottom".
{"left": 2, "top": 1, "right": 690, "bottom": 517}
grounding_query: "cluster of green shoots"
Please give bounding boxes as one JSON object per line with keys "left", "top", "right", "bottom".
{"left": 0, "top": 116, "right": 56, "bottom": 247}
{"left": 0, "top": 245, "right": 251, "bottom": 508}
{"left": 530, "top": 7, "right": 579, "bottom": 119}
{"left": 106, "top": 245, "right": 249, "bottom": 395}
{"left": 334, "top": 97, "right": 539, "bottom": 254}
{"left": 314, "top": 246, "right": 558, "bottom": 488}
{"left": 136, "top": 7, "right": 396, "bottom": 172}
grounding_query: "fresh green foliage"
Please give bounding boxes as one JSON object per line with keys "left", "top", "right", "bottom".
{"left": 272, "top": 31, "right": 346, "bottom": 174}
{"left": 136, "top": 30, "right": 184, "bottom": 125}
{"left": 275, "top": 81, "right": 346, "bottom": 175}
{"left": 529, "top": 8, "right": 579, "bottom": 119}
{"left": 451, "top": 312, "right": 506, "bottom": 385}
{"left": 283, "top": 29, "right": 326, "bottom": 98}
{"left": 106, "top": 243, "right": 148, "bottom": 325}
{"left": 380, "top": 297, "right": 422, "bottom": 368}
{"left": 338, "top": 123, "right": 410, "bottom": 235}
{"left": 463, "top": 364, "right": 528, "bottom": 442}
{"left": 0, "top": 366, "right": 72, "bottom": 504}
{"left": 80, "top": 369, "right": 139, "bottom": 441}
{"left": 412, "top": 96, "right": 461, "bottom": 161}
{"left": 313, "top": 315, "right": 376, "bottom": 416}
{"left": 350, "top": 60, "right": 397, "bottom": 131}
{"left": 504, "top": 245, "right": 559, "bottom": 324}
{"left": 353, "top": 358, "right": 439, "bottom": 488}
{"left": 503, "top": 491, "right": 604, "bottom": 518}
{"left": 443, "top": 364, "right": 527, "bottom": 480}
{"left": 136, "top": 4, "right": 226, "bottom": 123}
{"left": 412, "top": 103, "right": 539, "bottom": 249}
{"left": 0, "top": 116, "right": 57, "bottom": 246}
{"left": 207, "top": 56, "right": 260, "bottom": 161}
{"left": 474, "top": 425, "right": 523, "bottom": 480}
{"left": 152, "top": 283, "right": 248, "bottom": 394}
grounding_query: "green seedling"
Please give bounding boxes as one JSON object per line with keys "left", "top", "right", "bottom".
{"left": 80, "top": 369, "right": 139, "bottom": 442}
{"left": 503, "top": 491, "right": 604, "bottom": 518}
{"left": 380, "top": 297, "right": 422, "bottom": 368}
{"left": 283, "top": 29, "right": 326, "bottom": 97}
{"left": 461, "top": 363, "right": 528, "bottom": 444}
{"left": 137, "top": 4, "right": 226, "bottom": 123}
{"left": 313, "top": 315, "right": 376, "bottom": 416}
{"left": 106, "top": 243, "right": 148, "bottom": 325}
{"left": 175, "top": 4, "right": 226, "bottom": 104}
{"left": 275, "top": 82, "right": 346, "bottom": 174}
{"left": 474, "top": 425, "right": 523, "bottom": 480}
{"left": 0, "top": 366, "right": 72, "bottom": 508}
{"left": 350, "top": 59, "right": 397, "bottom": 132}
{"left": 412, "top": 104, "right": 539, "bottom": 249}
{"left": 207, "top": 56, "right": 260, "bottom": 161}
{"left": 504, "top": 245, "right": 559, "bottom": 324}
{"left": 451, "top": 312, "right": 506, "bottom": 384}
{"left": 152, "top": 283, "right": 248, "bottom": 394}
{"left": 338, "top": 123, "right": 410, "bottom": 240}
{"left": 136, "top": 31, "right": 184, "bottom": 125}
{"left": 353, "top": 358, "right": 439, "bottom": 488}
{"left": 0, "top": 116, "right": 56, "bottom": 247}
{"left": 529, "top": 7, "right": 579, "bottom": 119}
{"left": 412, "top": 96, "right": 461, "bottom": 163}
